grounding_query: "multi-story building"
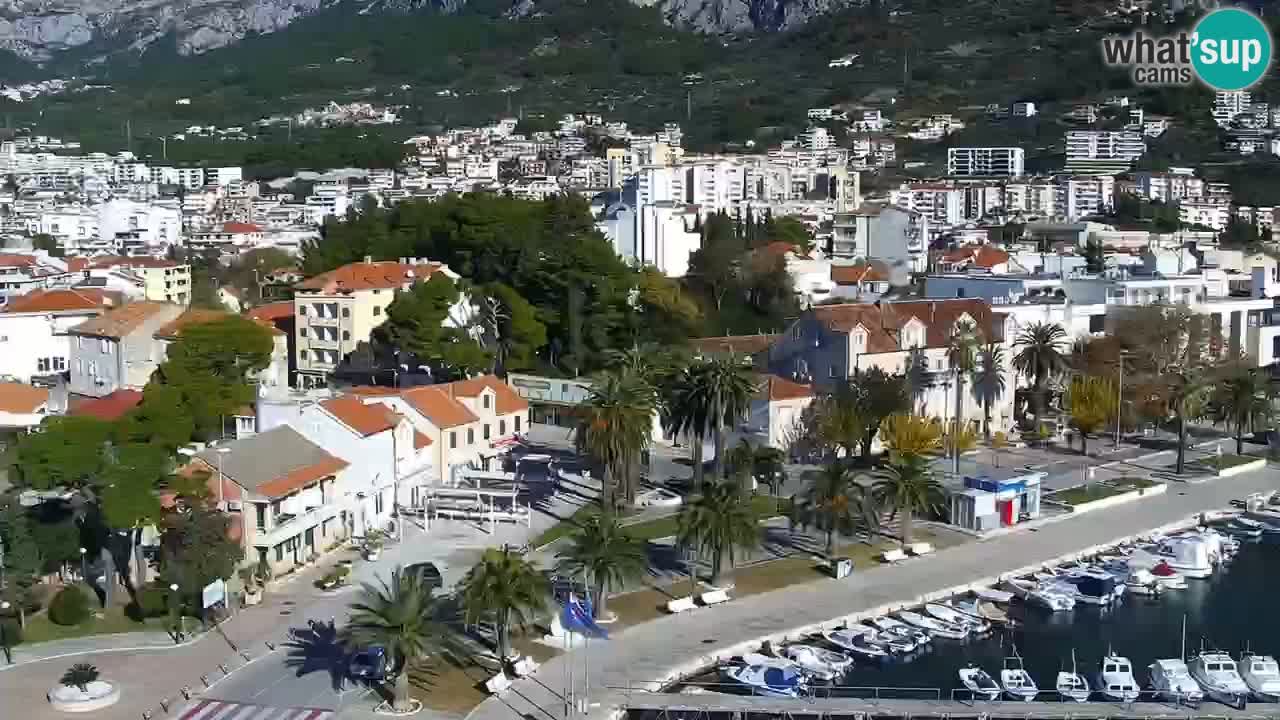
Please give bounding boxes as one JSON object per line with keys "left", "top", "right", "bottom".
{"left": 946, "top": 148, "right": 1026, "bottom": 177}
{"left": 1179, "top": 201, "right": 1231, "bottom": 231}
{"left": 85, "top": 257, "right": 191, "bottom": 305}
{"left": 1213, "top": 91, "right": 1252, "bottom": 127}
{"left": 888, "top": 183, "right": 965, "bottom": 225}
{"left": 1064, "top": 131, "right": 1145, "bottom": 174}
{"left": 0, "top": 289, "right": 123, "bottom": 382}
{"left": 1004, "top": 179, "right": 1058, "bottom": 218}
{"left": 66, "top": 302, "right": 186, "bottom": 397}
{"left": 291, "top": 258, "right": 463, "bottom": 388}
{"left": 1133, "top": 169, "right": 1205, "bottom": 203}
{"left": 1056, "top": 175, "right": 1116, "bottom": 220}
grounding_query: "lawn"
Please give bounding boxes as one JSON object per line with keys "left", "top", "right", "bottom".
{"left": 1051, "top": 476, "right": 1158, "bottom": 506}
{"left": 1196, "top": 454, "right": 1261, "bottom": 471}
{"left": 19, "top": 605, "right": 180, "bottom": 645}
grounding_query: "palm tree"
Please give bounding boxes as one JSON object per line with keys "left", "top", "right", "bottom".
{"left": 873, "top": 453, "right": 945, "bottom": 547}
{"left": 815, "top": 383, "right": 866, "bottom": 462}
{"left": 880, "top": 414, "right": 942, "bottom": 460}
{"left": 458, "top": 547, "right": 548, "bottom": 660}
{"left": 676, "top": 481, "right": 760, "bottom": 585}
{"left": 1013, "top": 322, "right": 1068, "bottom": 430}
{"left": 697, "top": 357, "right": 759, "bottom": 481}
{"left": 970, "top": 342, "right": 1008, "bottom": 440}
{"left": 795, "top": 464, "right": 879, "bottom": 556}
{"left": 1063, "top": 376, "right": 1117, "bottom": 456}
{"left": 946, "top": 321, "right": 979, "bottom": 473}
{"left": 574, "top": 370, "right": 654, "bottom": 510}
{"left": 664, "top": 363, "right": 712, "bottom": 491}
{"left": 854, "top": 368, "right": 909, "bottom": 458}
{"left": 1210, "top": 365, "right": 1273, "bottom": 455}
{"left": 1166, "top": 369, "right": 1213, "bottom": 475}
{"left": 555, "top": 515, "right": 647, "bottom": 620}
{"left": 343, "top": 568, "right": 450, "bottom": 712}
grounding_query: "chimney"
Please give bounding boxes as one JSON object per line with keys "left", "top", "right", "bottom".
{"left": 364, "top": 255, "right": 373, "bottom": 264}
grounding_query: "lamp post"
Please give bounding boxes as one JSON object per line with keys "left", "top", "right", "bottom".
{"left": 169, "top": 583, "right": 183, "bottom": 641}
{"left": 78, "top": 547, "right": 87, "bottom": 583}
{"left": 1114, "top": 350, "right": 1131, "bottom": 449}
{"left": 215, "top": 447, "right": 230, "bottom": 511}
{"left": 0, "top": 600, "right": 10, "bottom": 663}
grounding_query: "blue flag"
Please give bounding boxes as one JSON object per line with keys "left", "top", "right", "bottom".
{"left": 561, "top": 593, "right": 608, "bottom": 639}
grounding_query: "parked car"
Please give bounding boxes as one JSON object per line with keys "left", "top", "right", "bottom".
{"left": 402, "top": 562, "right": 443, "bottom": 591}
{"left": 636, "top": 488, "right": 683, "bottom": 508}
{"left": 349, "top": 645, "right": 388, "bottom": 681}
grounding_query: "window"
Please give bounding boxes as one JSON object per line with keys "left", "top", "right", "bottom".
{"left": 373, "top": 306, "right": 382, "bottom": 316}
{"left": 300, "top": 328, "right": 308, "bottom": 338}
{"left": 375, "top": 491, "right": 384, "bottom": 515}
{"left": 342, "top": 308, "right": 350, "bottom": 318}
{"left": 300, "top": 350, "right": 308, "bottom": 360}
{"left": 255, "top": 503, "right": 267, "bottom": 530}
{"left": 829, "top": 365, "right": 840, "bottom": 378}
{"left": 275, "top": 544, "right": 283, "bottom": 562}
{"left": 483, "top": 424, "right": 491, "bottom": 440}
{"left": 467, "top": 428, "right": 475, "bottom": 445}
{"left": 956, "top": 288, "right": 966, "bottom": 298}
{"left": 483, "top": 394, "right": 491, "bottom": 409}
{"left": 515, "top": 416, "right": 521, "bottom": 432}
{"left": 77, "top": 336, "right": 84, "bottom": 349}
{"left": 499, "top": 419, "right": 506, "bottom": 435}
{"left": 298, "top": 304, "right": 306, "bottom": 316}
{"left": 342, "top": 331, "right": 350, "bottom": 341}
{"left": 450, "top": 431, "right": 457, "bottom": 449}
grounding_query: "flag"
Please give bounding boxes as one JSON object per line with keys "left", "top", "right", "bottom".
{"left": 560, "top": 593, "right": 608, "bottom": 639}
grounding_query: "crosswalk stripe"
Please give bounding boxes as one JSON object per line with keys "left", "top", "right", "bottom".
{"left": 208, "top": 702, "right": 248, "bottom": 720}
{"left": 249, "top": 705, "right": 278, "bottom": 720}
{"left": 180, "top": 700, "right": 211, "bottom": 720}
{"left": 187, "top": 700, "right": 229, "bottom": 720}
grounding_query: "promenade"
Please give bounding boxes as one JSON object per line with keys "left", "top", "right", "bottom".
{"left": 467, "top": 463, "right": 1280, "bottom": 720}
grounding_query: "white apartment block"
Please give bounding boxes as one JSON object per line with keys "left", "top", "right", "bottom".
{"left": 1064, "top": 130, "right": 1145, "bottom": 173}
{"left": 1133, "top": 170, "right": 1204, "bottom": 203}
{"left": 1004, "top": 180, "right": 1057, "bottom": 218}
{"left": 1179, "top": 201, "right": 1231, "bottom": 231}
{"left": 1213, "top": 91, "right": 1252, "bottom": 127}
{"left": 889, "top": 184, "right": 965, "bottom": 225}
{"left": 1056, "top": 175, "right": 1115, "bottom": 221}
{"left": 947, "top": 147, "right": 1026, "bottom": 177}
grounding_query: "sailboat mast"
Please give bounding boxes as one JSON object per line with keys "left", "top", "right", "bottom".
{"left": 1181, "top": 614, "right": 1187, "bottom": 660}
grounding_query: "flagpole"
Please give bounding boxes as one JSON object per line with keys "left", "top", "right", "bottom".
{"left": 581, "top": 569, "right": 589, "bottom": 716}
{"left": 567, "top": 606, "right": 575, "bottom": 720}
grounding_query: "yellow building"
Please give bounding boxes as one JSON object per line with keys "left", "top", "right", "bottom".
{"left": 87, "top": 257, "right": 192, "bottom": 305}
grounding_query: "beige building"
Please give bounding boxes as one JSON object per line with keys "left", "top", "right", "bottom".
{"left": 86, "top": 257, "right": 192, "bottom": 305}
{"left": 291, "top": 257, "right": 461, "bottom": 388}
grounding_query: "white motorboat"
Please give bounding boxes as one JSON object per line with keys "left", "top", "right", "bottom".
{"left": 925, "top": 602, "right": 991, "bottom": 634}
{"left": 721, "top": 661, "right": 806, "bottom": 697}
{"left": 1138, "top": 538, "right": 1213, "bottom": 579}
{"left": 952, "top": 598, "right": 1011, "bottom": 626}
{"left": 1000, "top": 650, "right": 1039, "bottom": 702}
{"left": 1057, "top": 650, "right": 1091, "bottom": 703}
{"left": 1219, "top": 517, "right": 1264, "bottom": 540}
{"left": 1001, "top": 577, "right": 1076, "bottom": 611}
{"left": 1056, "top": 570, "right": 1122, "bottom": 605}
{"left": 1148, "top": 561, "right": 1188, "bottom": 589}
{"left": 858, "top": 627, "right": 918, "bottom": 654}
{"left": 821, "top": 628, "right": 891, "bottom": 660}
{"left": 895, "top": 610, "right": 968, "bottom": 640}
{"left": 958, "top": 665, "right": 1001, "bottom": 701}
{"left": 1149, "top": 659, "right": 1204, "bottom": 706}
{"left": 1096, "top": 653, "right": 1141, "bottom": 702}
{"left": 974, "top": 587, "right": 1014, "bottom": 604}
{"left": 779, "top": 645, "right": 852, "bottom": 682}
{"left": 1240, "top": 653, "right": 1280, "bottom": 702}
{"left": 1189, "top": 652, "right": 1250, "bottom": 708}
{"left": 1124, "top": 568, "right": 1161, "bottom": 597}
{"left": 868, "top": 616, "right": 932, "bottom": 645}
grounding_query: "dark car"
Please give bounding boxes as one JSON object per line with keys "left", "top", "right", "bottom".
{"left": 402, "top": 562, "right": 443, "bottom": 591}
{"left": 348, "top": 645, "right": 388, "bottom": 681}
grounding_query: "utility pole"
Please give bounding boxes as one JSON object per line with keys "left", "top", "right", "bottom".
{"left": 686, "top": 90, "right": 692, "bottom": 122}
{"left": 125, "top": 119, "right": 132, "bottom": 154}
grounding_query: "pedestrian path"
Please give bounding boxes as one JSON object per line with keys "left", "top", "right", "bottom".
{"left": 0, "top": 631, "right": 180, "bottom": 668}
{"left": 179, "top": 699, "right": 333, "bottom": 720}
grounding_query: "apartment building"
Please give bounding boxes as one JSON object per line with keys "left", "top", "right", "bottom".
{"left": 946, "top": 147, "right": 1026, "bottom": 177}
{"left": 66, "top": 302, "right": 186, "bottom": 397}
{"left": 0, "top": 289, "right": 123, "bottom": 383}
{"left": 1064, "top": 131, "right": 1146, "bottom": 174}
{"left": 1179, "top": 201, "right": 1231, "bottom": 231}
{"left": 291, "top": 258, "right": 462, "bottom": 388}
{"left": 1213, "top": 91, "right": 1252, "bottom": 127}
{"left": 85, "top": 257, "right": 191, "bottom": 305}
{"left": 888, "top": 183, "right": 965, "bottom": 225}
{"left": 1133, "top": 170, "right": 1204, "bottom": 203}
{"left": 1056, "top": 176, "right": 1116, "bottom": 220}
{"left": 1004, "top": 180, "right": 1057, "bottom": 218}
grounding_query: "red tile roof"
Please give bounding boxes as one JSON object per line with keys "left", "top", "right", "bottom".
{"left": 69, "top": 390, "right": 144, "bottom": 420}
{"left": 223, "top": 222, "right": 263, "bottom": 233}
{"left": 2, "top": 289, "right": 122, "bottom": 314}
{"left": 296, "top": 260, "right": 445, "bottom": 293}
{"left": 245, "top": 301, "right": 295, "bottom": 322}
{"left": 321, "top": 396, "right": 398, "bottom": 437}
{"left": 0, "top": 253, "right": 38, "bottom": 268}
{"left": 258, "top": 456, "right": 350, "bottom": 498}
{"left": 66, "top": 258, "right": 90, "bottom": 273}
{"left": 811, "top": 299, "right": 1001, "bottom": 351}
{"left": 400, "top": 386, "right": 478, "bottom": 428}
{"left": 757, "top": 374, "right": 813, "bottom": 402}
{"left": 154, "top": 309, "right": 231, "bottom": 339}
{"left": 0, "top": 382, "right": 49, "bottom": 414}
{"left": 414, "top": 431, "right": 433, "bottom": 449}
{"left": 448, "top": 375, "right": 530, "bottom": 414}
{"left": 831, "top": 262, "right": 889, "bottom": 285}
{"left": 70, "top": 302, "right": 176, "bottom": 339}
{"left": 940, "top": 245, "right": 1011, "bottom": 269}
{"left": 690, "top": 334, "right": 779, "bottom": 356}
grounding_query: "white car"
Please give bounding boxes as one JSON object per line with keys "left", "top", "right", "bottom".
{"left": 636, "top": 488, "right": 683, "bottom": 508}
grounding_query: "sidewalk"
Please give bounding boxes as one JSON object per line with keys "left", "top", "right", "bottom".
{"left": 0, "top": 631, "right": 180, "bottom": 668}
{"left": 465, "top": 460, "right": 1280, "bottom": 720}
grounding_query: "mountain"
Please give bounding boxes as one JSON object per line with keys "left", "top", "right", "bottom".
{"left": 0, "top": 0, "right": 848, "bottom": 62}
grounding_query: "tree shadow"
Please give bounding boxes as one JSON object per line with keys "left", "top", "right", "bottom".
{"left": 282, "top": 620, "right": 349, "bottom": 693}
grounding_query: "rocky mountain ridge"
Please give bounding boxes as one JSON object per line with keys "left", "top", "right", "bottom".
{"left": 0, "top": 0, "right": 846, "bottom": 62}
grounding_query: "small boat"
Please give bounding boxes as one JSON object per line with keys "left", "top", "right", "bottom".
{"left": 1240, "top": 653, "right": 1280, "bottom": 702}
{"left": 821, "top": 628, "right": 891, "bottom": 660}
{"left": 952, "top": 598, "right": 1011, "bottom": 626}
{"left": 859, "top": 628, "right": 918, "bottom": 654}
{"left": 974, "top": 587, "right": 1014, "bottom": 604}
{"left": 1000, "top": 649, "right": 1039, "bottom": 702}
{"left": 1189, "top": 651, "right": 1250, "bottom": 708}
{"left": 1001, "top": 577, "right": 1075, "bottom": 611}
{"left": 1124, "top": 568, "right": 1161, "bottom": 597}
{"left": 1058, "top": 570, "right": 1121, "bottom": 605}
{"left": 895, "top": 610, "right": 968, "bottom": 640}
{"left": 1218, "top": 518, "right": 1263, "bottom": 540}
{"left": 1149, "top": 659, "right": 1204, "bottom": 706}
{"left": 1140, "top": 539, "right": 1213, "bottom": 578}
{"left": 780, "top": 645, "right": 853, "bottom": 682}
{"left": 959, "top": 665, "right": 1001, "bottom": 701}
{"left": 926, "top": 602, "right": 991, "bottom": 634}
{"left": 721, "top": 661, "right": 806, "bottom": 697}
{"left": 868, "top": 616, "right": 932, "bottom": 645}
{"left": 1096, "top": 653, "right": 1141, "bottom": 702}
{"left": 1057, "top": 649, "right": 1091, "bottom": 703}
{"left": 1149, "top": 561, "right": 1188, "bottom": 589}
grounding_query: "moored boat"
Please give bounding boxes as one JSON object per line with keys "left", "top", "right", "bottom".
{"left": 1189, "top": 651, "right": 1250, "bottom": 708}
{"left": 779, "top": 645, "right": 852, "bottom": 682}
{"left": 1149, "top": 659, "right": 1204, "bottom": 706}
{"left": 896, "top": 610, "right": 968, "bottom": 640}
{"left": 1096, "top": 653, "right": 1141, "bottom": 702}
{"left": 1057, "top": 649, "right": 1090, "bottom": 703}
{"left": 721, "top": 661, "right": 806, "bottom": 697}
{"left": 1000, "top": 649, "right": 1038, "bottom": 702}
{"left": 959, "top": 665, "right": 1000, "bottom": 701}
{"left": 1240, "top": 653, "right": 1280, "bottom": 702}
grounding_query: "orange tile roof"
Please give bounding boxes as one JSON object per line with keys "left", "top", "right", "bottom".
{"left": 245, "top": 301, "right": 295, "bottom": 322}
{"left": 2, "top": 289, "right": 122, "bottom": 314}
{"left": 811, "top": 299, "right": 1001, "bottom": 350}
{"left": 689, "top": 334, "right": 779, "bottom": 356}
{"left": 0, "top": 253, "right": 38, "bottom": 268}
{"left": 0, "top": 382, "right": 49, "bottom": 414}
{"left": 321, "top": 396, "right": 398, "bottom": 436}
{"left": 258, "top": 456, "right": 350, "bottom": 498}
{"left": 88, "top": 256, "right": 185, "bottom": 270}
{"left": 154, "top": 308, "right": 231, "bottom": 339}
{"left": 757, "top": 374, "right": 813, "bottom": 402}
{"left": 830, "top": 261, "right": 890, "bottom": 285}
{"left": 401, "top": 386, "right": 478, "bottom": 428}
{"left": 223, "top": 222, "right": 263, "bottom": 233}
{"left": 69, "top": 390, "right": 144, "bottom": 420}
{"left": 66, "top": 258, "right": 90, "bottom": 273}
{"left": 448, "top": 375, "right": 530, "bottom": 414}
{"left": 940, "top": 245, "right": 1011, "bottom": 269}
{"left": 296, "top": 260, "right": 444, "bottom": 293}
{"left": 414, "top": 431, "right": 433, "bottom": 449}
{"left": 70, "top": 301, "right": 175, "bottom": 339}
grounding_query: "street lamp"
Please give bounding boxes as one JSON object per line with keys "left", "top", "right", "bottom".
{"left": 215, "top": 447, "right": 230, "bottom": 511}
{"left": 169, "top": 583, "right": 184, "bottom": 640}
{"left": 78, "top": 547, "right": 87, "bottom": 582}
{"left": 0, "top": 600, "right": 11, "bottom": 663}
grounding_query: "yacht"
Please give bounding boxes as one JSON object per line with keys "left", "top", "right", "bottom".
{"left": 721, "top": 661, "right": 806, "bottom": 697}
{"left": 1149, "top": 561, "right": 1188, "bottom": 589}
{"left": 868, "top": 616, "right": 931, "bottom": 645}
{"left": 821, "top": 628, "right": 891, "bottom": 660}
{"left": 1239, "top": 653, "right": 1280, "bottom": 702}
{"left": 1056, "top": 650, "right": 1091, "bottom": 703}
{"left": 1148, "top": 659, "right": 1204, "bottom": 706}
{"left": 952, "top": 597, "right": 1011, "bottom": 626}
{"left": 895, "top": 610, "right": 968, "bottom": 640}
{"left": 1145, "top": 538, "right": 1213, "bottom": 578}
{"left": 925, "top": 602, "right": 991, "bottom": 634}
{"left": 1189, "top": 651, "right": 1250, "bottom": 708}
{"left": 1124, "top": 568, "right": 1161, "bottom": 597}
{"left": 1001, "top": 577, "right": 1076, "bottom": 611}
{"left": 958, "top": 665, "right": 1001, "bottom": 701}
{"left": 1057, "top": 570, "right": 1121, "bottom": 605}
{"left": 1000, "top": 650, "right": 1039, "bottom": 702}
{"left": 778, "top": 645, "right": 852, "bottom": 682}
{"left": 1096, "top": 653, "right": 1141, "bottom": 702}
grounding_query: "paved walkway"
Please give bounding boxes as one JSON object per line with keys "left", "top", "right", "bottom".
{"left": 2, "top": 630, "right": 181, "bottom": 666}
{"left": 466, "top": 462, "right": 1280, "bottom": 720}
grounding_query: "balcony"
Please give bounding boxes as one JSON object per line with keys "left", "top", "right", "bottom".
{"left": 309, "top": 314, "right": 340, "bottom": 327}
{"left": 255, "top": 503, "right": 341, "bottom": 549}
{"left": 308, "top": 335, "right": 340, "bottom": 350}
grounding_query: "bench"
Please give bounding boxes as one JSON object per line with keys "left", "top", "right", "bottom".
{"left": 700, "top": 589, "right": 731, "bottom": 606}
{"left": 882, "top": 548, "right": 908, "bottom": 564}
{"left": 908, "top": 542, "right": 935, "bottom": 556}
{"left": 485, "top": 671, "right": 512, "bottom": 695}
{"left": 511, "top": 656, "right": 540, "bottom": 677}
{"left": 666, "top": 596, "right": 697, "bottom": 613}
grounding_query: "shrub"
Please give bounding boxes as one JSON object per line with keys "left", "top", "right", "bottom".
{"left": 48, "top": 586, "right": 91, "bottom": 626}
{"left": 129, "top": 586, "right": 168, "bottom": 619}
{"left": 60, "top": 663, "right": 99, "bottom": 691}
{"left": 0, "top": 617, "right": 22, "bottom": 647}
